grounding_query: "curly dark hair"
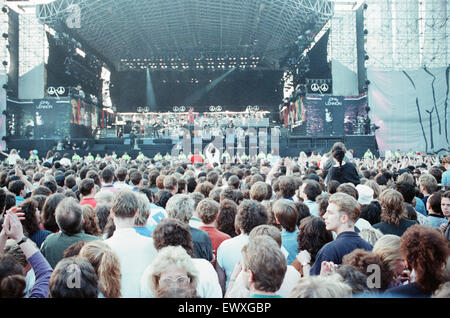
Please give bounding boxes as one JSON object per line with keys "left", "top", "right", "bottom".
{"left": 41, "top": 193, "right": 66, "bottom": 232}
{"left": 19, "top": 198, "right": 40, "bottom": 236}
{"left": 297, "top": 216, "right": 333, "bottom": 264}
{"left": 235, "top": 199, "right": 268, "bottom": 235}
{"left": 217, "top": 199, "right": 238, "bottom": 237}
{"left": 152, "top": 218, "right": 194, "bottom": 257}
{"left": 400, "top": 225, "right": 449, "bottom": 294}
{"left": 342, "top": 249, "right": 393, "bottom": 291}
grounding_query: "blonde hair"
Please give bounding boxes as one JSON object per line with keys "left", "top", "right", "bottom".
{"left": 372, "top": 234, "right": 401, "bottom": 274}
{"left": 148, "top": 246, "right": 198, "bottom": 295}
{"left": 358, "top": 227, "right": 384, "bottom": 246}
{"left": 79, "top": 241, "right": 122, "bottom": 298}
{"left": 290, "top": 274, "right": 352, "bottom": 298}
{"left": 328, "top": 192, "right": 361, "bottom": 223}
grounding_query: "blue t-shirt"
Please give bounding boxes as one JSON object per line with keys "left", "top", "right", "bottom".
{"left": 281, "top": 228, "right": 299, "bottom": 265}
{"left": 442, "top": 170, "right": 450, "bottom": 186}
{"left": 134, "top": 225, "right": 153, "bottom": 237}
{"left": 426, "top": 215, "right": 448, "bottom": 228}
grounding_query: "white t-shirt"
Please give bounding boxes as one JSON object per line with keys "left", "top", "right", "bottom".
{"left": 216, "top": 234, "right": 249, "bottom": 289}
{"left": 105, "top": 228, "right": 158, "bottom": 298}
{"left": 225, "top": 265, "right": 301, "bottom": 298}
{"left": 140, "top": 257, "right": 222, "bottom": 298}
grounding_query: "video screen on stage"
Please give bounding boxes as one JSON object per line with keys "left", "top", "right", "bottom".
{"left": 110, "top": 70, "right": 283, "bottom": 113}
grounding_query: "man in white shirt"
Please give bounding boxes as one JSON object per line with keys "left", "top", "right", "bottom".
{"left": 114, "top": 167, "right": 132, "bottom": 190}
{"left": 105, "top": 190, "right": 158, "bottom": 297}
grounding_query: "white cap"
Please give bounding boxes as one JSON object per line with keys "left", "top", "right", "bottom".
{"left": 356, "top": 184, "right": 374, "bottom": 205}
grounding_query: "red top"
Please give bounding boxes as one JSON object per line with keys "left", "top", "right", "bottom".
{"left": 191, "top": 154, "right": 204, "bottom": 164}
{"left": 199, "top": 226, "right": 231, "bottom": 267}
{"left": 81, "top": 197, "right": 97, "bottom": 209}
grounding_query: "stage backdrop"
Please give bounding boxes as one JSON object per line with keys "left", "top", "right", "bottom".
{"left": 368, "top": 67, "right": 450, "bottom": 154}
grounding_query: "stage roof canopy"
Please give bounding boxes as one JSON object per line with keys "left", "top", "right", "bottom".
{"left": 36, "top": 0, "right": 334, "bottom": 71}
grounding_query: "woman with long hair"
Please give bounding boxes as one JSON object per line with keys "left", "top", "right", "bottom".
{"left": 79, "top": 241, "right": 122, "bottom": 298}
{"left": 327, "top": 145, "right": 360, "bottom": 186}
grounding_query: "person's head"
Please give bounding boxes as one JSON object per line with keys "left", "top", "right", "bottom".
{"left": 8, "top": 180, "right": 25, "bottom": 197}
{"left": 79, "top": 178, "right": 95, "bottom": 197}
{"left": 336, "top": 183, "right": 358, "bottom": 200}
{"left": 0, "top": 255, "right": 26, "bottom": 298}
{"left": 64, "top": 175, "right": 76, "bottom": 190}
{"left": 359, "top": 201, "right": 382, "bottom": 225}
{"left": 250, "top": 181, "right": 269, "bottom": 202}
{"left": 152, "top": 218, "right": 194, "bottom": 257}
{"left": 155, "top": 189, "right": 172, "bottom": 209}
{"left": 196, "top": 198, "right": 220, "bottom": 226}
{"left": 294, "top": 201, "right": 311, "bottom": 226}
{"left": 81, "top": 205, "right": 101, "bottom": 236}
{"left": 129, "top": 171, "right": 143, "bottom": 187}
{"left": 427, "top": 191, "right": 443, "bottom": 215}
{"left": 278, "top": 176, "right": 296, "bottom": 199}
{"left": 290, "top": 274, "right": 352, "bottom": 298}
{"left": 272, "top": 199, "right": 298, "bottom": 232}
{"left": 146, "top": 246, "right": 198, "bottom": 297}
{"left": 418, "top": 173, "right": 438, "bottom": 195}
{"left": 134, "top": 192, "right": 151, "bottom": 226}
{"left": 163, "top": 175, "right": 178, "bottom": 193}
{"left": 327, "top": 180, "right": 340, "bottom": 194}
{"left": 41, "top": 193, "right": 66, "bottom": 232}
{"left": 332, "top": 145, "right": 346, "bottom": 166}
{"left": 241, "top": 236, "right": 287, "bottom": 294}
{"left": 206, "top": 171, "right": 219, "bottom": 186}
{"left": 100, "top": 167, "right": 115, "bottom": 184}
{"left": 227, "top": 175, "right": 240, "bottom": 189}
{"left": 342, "top": 249, "right": 393, "bottom": 291}
{"left": 300, "top": 179, "right": 322, "bottom": 202}
{"left": 441, "top": 190, "right": 450, "bottom": 218}
{"left": 55, "top": 197, "right": 84, "bottom": 235}
{"left": 18, "top": 198, "right": 40, "bottom": 236}
{"left": 49, "top": 256, "right": 98, "bottom": 298}
{"left": 115, "top": 167, "right": 128, "bottom": 182}
{"left": 394, "top": 182, "right": 416, "bottom": 204}
{"left": 194, "top": 181, "right": 214, "bottom": 198}
{"left": 235, "top": 200, "right": 268, "bottom": 234}
{"left": 94, "top": 203, "right": 111, "bottom": 232}
{"left": 400, "top": 225, "right": 449, "bottom": 294}
{"left": 79, "top": 241, "right": 121, "bottom": 298}
{"left": 86, "top": 171, "right": 101, "bottom": 188}
{"left": 165, "top": 194, "right": 194, "bottom": 224}
{"left": 297, "top": 216, "right": 333, "bottom": 263}
{"left": 324, "top": 192, "right": 360, "bottom": 233}
{"left": 217, "top": 199, "right": 238, "bottom": 237}
{"left": 379, "top": 189, "right": 406, "bottom": 226}
{"left": 335, "top": 264, "right": 370, "bottom": 295}
{"left": 248, "top": 225, "right": 282, "bottom": 247}
{"left": 32, "top": 186, "right": 52, "bottom": 197}
{"left": 110, "top": 190, "right": 138, "bottom": 221}
{"left": 372, "top": 234, "right": 404, "bottom": 278}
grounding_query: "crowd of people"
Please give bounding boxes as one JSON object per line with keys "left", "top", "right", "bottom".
{"left": 0, "top": 141, "right": 449, "bottom": 299}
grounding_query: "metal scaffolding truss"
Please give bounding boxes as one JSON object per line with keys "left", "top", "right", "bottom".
{"left": 36, "top": 0, "right": 333, "bottom": 71}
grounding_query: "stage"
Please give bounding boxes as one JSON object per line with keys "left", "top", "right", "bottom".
{"left": 3, "top": 132, "right": 379, "bottom": 161}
